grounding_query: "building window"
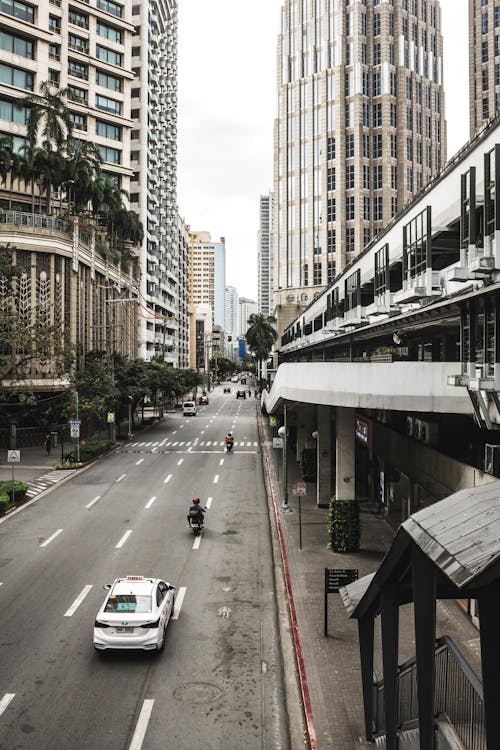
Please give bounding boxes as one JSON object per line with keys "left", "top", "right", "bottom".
{"left": 407, "top": 167, "right": 413, "bottom": 192}
{"left": 69, "top": 111, "right": 87, "bottom": 131}
{"left": 363, "top": 164, "right": 370, "bottom": 189}
{"left": 482, "top": 12, "right": 488, "bottom": 34}
{"left": 96, "top": 45, "right": 122, "bottom": 66}
{"left": 327, "top": 197, "right": 336, "bottom": 222}
{"left": 346, "top": 227, "right": 355, "bottom": 253}
{"left": 345, "top": 164, "right": 355, "bottom": 188}
{"left": 363, "top": 196, "right": 370, "bottom": 220}
{"left": 0, "top": 30, "right": 34, "bottom": 58}
{"left": 346, "top": 195, "right": 355, "bottom": 220}
{"left": 97, "top": 21, "right": 122, "bottom": 45}
{"left": 68, "top": 8, "right": 89, "bottom": 28}
{"left": 373, "top": 165, "right": 382, "bottom": 189}
{"left": 95, "top": 94, "right": 121, "bottom": 115}
{"left": 68, "top": 33, "right": 88, "bottom": 53}
{"left": 96, "top": 119, "right": 121, "bottom": 140}
{"left": 363, "top": 133, "right": 370, "bottom": 157}
{"left": 0, "top": 97, "right": 27, "bottom": 124}
{"left": 98, "top": 145, "right": 120, "bottom": 164}
{"left": 391, "top": 196, "right": 398, "bottom": 217}
{"left": 1, "top": 0, "right": 34, "bottom": 23}
{"left": 68, "top": 85, "right": 87, "bottom": 104}
{"left": 48, "top": 69, "right": 60, "bottom": 85}
{"left": 313, "top": 262, "right": 322, "bottom": 285}
{"left": 373, "top": 196, "right": 383, "bottom": 221}
{"left": 68, "top": 59, "right": 88, "bottom": 80}
{"left": 97, "top": 0, "right": 123, "bottom": 16}
{"left": 482, "top": 68, "right": 489, "bottom": 91}
{"left": 373, "top": 102, "right": 382, "bottom": 127}
{"left": 372, "top": 71, "right": 381, "bottom": 96}
{"left": 482, "top": 98, "right": 489, "bottom": 120}
{"left": 345, "top": 133, "right": 354, "bottom": 157}
{"left": 327, "top": 228, "right": 336, "bottom": 252}
{"left": 0, "top": 62, "right": 33, "bottom": 91}
{"left": 327, "top": 135, "right": 335, "bottom": 160}
{"left": 49, "top": 43, "right": 60, "bottom": 61}
{"left": 406, "top": 137, "right": 413, "bottom": 160}
{"left": 327, "top": 166, "right": 336, "bottom": 191}
{"left": 373, "top": 12, "right": 380, "bottom": 35}
{"left": 373, "top": 134, "right": 382, "bottom": 158}
{"left": 482, "top": 40, "right": 488, "bottom": 62}
{"left": 96, "top": 70, "right": 122, "bottom": 92}
{"left": 303, "top": 263, "right": 309, "bottom": 286}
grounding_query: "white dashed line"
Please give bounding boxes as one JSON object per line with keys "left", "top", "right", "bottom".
{"left": 219, "top": 459, "right": 224, "bottom": 466}
{"left": 115, "top": 530, "right": 132, "bottom": 549}
{"left": 145, "top": 496, "right": 157, "bottom": 509}
{"left": 40, "top": 529, "right": 63, "bottom": 548}
{"left": 177, "top": 459, "right": 184, "bottom": 465}
{"left": 164, "top": 474, "right": 172, "bottom": 484}
{"left": 0, "top": 694, "right": 15, "bottom": 718}
{"left": 192, "top": 535, "right": 201, "bottom": 550}
{"left": 64, "top": 585, "right": 93, "bottom": 617}
{"left": 213, "top": 475, "right": 219, "bottom": 484}
{"left": 116, "top": 473, "right": 126, "bottom": 483}
{"left": 129, "top": 699, "right": 155, "bottom": 750}
{"left": 86, "top": 495, "right": 101, "bottom": 509}
{"left": 136, "top": 458, "right": 144, "bottom": 465}
{"left": 172, "top": 586, "right": 186, "bottom": 619}
{"left": 206, "top": 496, "right": 213, "bottom": 509}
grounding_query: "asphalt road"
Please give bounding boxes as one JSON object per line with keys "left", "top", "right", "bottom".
{"left": 0, "top": 387, "right": 289, "bottom": 749}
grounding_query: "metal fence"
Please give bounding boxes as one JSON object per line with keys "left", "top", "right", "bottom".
{"left": 373, "top": 636, "right": 485, "bottom": 749}
{"left": 0, "top": 211, "right": 70, "bottom": 234}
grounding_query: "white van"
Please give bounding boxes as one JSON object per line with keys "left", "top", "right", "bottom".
{"left": 183, "top": 401, "right": 197, "bottom": 416}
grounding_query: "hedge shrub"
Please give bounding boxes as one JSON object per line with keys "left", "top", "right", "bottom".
{"left": 79, "top": 440, "right": 114, "bottom": 462}
{"left": 0, "top": 493, "right": 10, "bottom": 514}
{"left": 0, "top": 480, "right": 28, "bottom": 502}
{"left": 328, "top": 497, "right": 360, "bottom": 553}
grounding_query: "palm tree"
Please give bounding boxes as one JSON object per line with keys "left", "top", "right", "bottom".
{"left": 0, "top": 135, "right": 12, "bottom": 189}
{"left": 18, "top": 81, "right": 73, "bottom": 152}
{"left": 64, "top": 139, "right": 102, "bottom": 213}
{"left": 245, "top": 313, "right": 277, "bottom": 388}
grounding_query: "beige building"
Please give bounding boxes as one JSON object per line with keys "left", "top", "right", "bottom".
{"left": 468, "top": 0, "right": 500, "bottom": 137}
{"left": 273, "top": 0, "right": 447, "bottom": 339}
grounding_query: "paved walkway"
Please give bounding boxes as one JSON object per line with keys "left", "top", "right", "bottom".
{"left": 257, "top": 407, "right": 483, "bottom": 750}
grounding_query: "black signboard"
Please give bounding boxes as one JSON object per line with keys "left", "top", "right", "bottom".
{"left": 324, "top": 568, "right": 358, "bottom": 636}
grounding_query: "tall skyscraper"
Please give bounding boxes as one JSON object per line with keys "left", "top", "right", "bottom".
{"left": 0, "top": 1, "right": 134, "bottom": 197}
{"left": 273, "top": 0, "right": 447, "bottom": 338}
{"left": 190, "top": 231, "right": 226, "bottom": 328}
{"left": 469, "top": 0, "right": 500, "bottom": 136}
{"left": 131, "top": 1, "right": 180, "bottom": 365}
{"left": 239, "top": 297, "right": 258, "bottom": 338}
{"left": 224, "top": 285, "right": 239, "bottom": 340}
{"left": 257, "top": 192, "right": 274, "bottom": 317}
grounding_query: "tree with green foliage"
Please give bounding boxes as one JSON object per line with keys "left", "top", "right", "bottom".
{"left": 245, "top": 313, "right": 277, "bottom": 386}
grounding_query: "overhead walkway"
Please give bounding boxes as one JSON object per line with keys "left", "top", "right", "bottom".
{"left": 262, "top": 362, "right": 471, "bottom": 416}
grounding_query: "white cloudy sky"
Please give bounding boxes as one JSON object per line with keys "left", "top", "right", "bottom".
{"left": 177, "top": 0, "right": 469, "bottom": 301}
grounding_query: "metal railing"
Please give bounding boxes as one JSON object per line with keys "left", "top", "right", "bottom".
{"left": 374, "top": 636, "right": 485, "bottom": 749}
{"left": 0, "top": 211, "right": 71, "bottom": 234}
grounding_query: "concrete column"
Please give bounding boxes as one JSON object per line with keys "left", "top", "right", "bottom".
{"left": 336, "top": 407, "right": 356, "bottom": 501}
{"left": 316, "top": 405, "right": 332, "bottom": 507}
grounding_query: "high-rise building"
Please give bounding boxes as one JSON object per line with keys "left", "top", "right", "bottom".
{"left": 469, "top": 0, "right": 499, "bottom": 136}
{"left": 224, "top": 285, "right": 239, "bottom": 340}
{"left": 0, "top": 1, "right": 135, "bottom": 198}
{"left": 131, "top": 1, "right": 180, "bottom": 365}
{"left": 273, "top": 0, "right": 447, "bottom": 339}
{"left": 190, "top": 231, "right": 226, "bottom": 328}
{"left": 239, "top": 297, "right": 258, "bottom": 338}
{"left": 257, "top": 192, "right": 274, "bottom": 317}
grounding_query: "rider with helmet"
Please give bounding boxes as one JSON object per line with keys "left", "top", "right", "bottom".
{"left": 187, "top": 497, "right": 205, "bottom": 526}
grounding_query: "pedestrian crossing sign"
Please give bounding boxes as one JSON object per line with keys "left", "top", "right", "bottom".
{"left": 7, "top": 450, "right": 20, "bottom": 463}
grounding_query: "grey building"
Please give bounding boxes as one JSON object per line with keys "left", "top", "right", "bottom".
{"left": 257, "top": 192, "right": 274, "bottom": 317}
{"left": 273, "top": 0, "right": 447, "bottom": 340}
{"left": 468, "top": 0, "right": 500, "bottom": 136}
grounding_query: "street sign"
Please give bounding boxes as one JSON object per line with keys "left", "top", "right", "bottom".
{"left": 324, "top": 568, "right": 359, "bottom": 636}
{"left": 70, "top": 423, "right": 80, "bottom": 438}
{"left": 292, "top": 482, "right": 307, "bottom": 496}
{"left": 7, "top": 450, "right": 20, "bottom": 463}
{"left": 273, "top": 437, "right": 283, "bottom": 449}
{"left": 107, "top": 412, "right": 115, "bottom": 424}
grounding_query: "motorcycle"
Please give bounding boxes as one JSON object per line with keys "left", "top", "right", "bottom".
{"left": 225, "top": 439, "right": 233, "bottom": 453}
{"left": 187, "top": 508, "right": 206, "bottom": 536}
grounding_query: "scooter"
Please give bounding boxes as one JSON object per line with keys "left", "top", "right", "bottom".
{"left": 225, "top": 440, "right": 233, "bottom": 453}
{"left": 187, "top": 508, "right": 206, "bottom": 536}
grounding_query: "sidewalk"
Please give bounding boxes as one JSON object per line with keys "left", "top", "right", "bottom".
{"left": 258, "top": 408, "right": 483, "bottom": 750}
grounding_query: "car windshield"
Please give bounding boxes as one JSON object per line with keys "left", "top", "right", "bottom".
{"left": 104, "top": 594, "right": 152, "bottom": 613}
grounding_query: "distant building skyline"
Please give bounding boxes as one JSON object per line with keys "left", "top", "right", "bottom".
{"left": 239, "top": 297, "right": 258, "bottom": 338}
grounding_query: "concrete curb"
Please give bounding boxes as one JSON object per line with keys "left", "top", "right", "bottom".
{"left": 257, "top": 406, "right": 317, "bottom": 750}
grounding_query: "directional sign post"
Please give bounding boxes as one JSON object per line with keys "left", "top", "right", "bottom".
{"left": 292, "top": 482, "right": 307, "bottom": 550}
{"left": 69, "top": 420, "right": 81, "bottom": 462}
{"left": 7, "top": 450, "right": 20, "bottom": 505}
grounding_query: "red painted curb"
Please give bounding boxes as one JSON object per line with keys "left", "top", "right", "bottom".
{"left": 264, "top": 447, "right": 319, "bottom": 750}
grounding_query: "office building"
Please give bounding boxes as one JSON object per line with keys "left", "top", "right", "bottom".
{"left": 468, "top": 0, "right": 500, "bottom": 136}
{"left": 224, "top": 285, "right": 239, "bottom": 341}
{"left": 257, "top": 192, "right": 274, "bottom": 317}
{"left": 131, "top": 1, "right": 181, "bottom": 365}
{"left": 239, "top": 297, "right": 257, "bottom": 338}
{"left": 190, "top": 231, "right": 226, "bottom": 328}
{"left": 273, "top": 0, "right": 447, "bottom": 339}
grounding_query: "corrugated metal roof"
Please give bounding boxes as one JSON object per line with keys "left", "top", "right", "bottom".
{"left": 339, "top": 573, "right": 375, "bottom": 616}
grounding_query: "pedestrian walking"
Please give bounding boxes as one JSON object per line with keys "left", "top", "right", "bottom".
{"left": 45, "top": 434, "right": 51, "bottom": 455}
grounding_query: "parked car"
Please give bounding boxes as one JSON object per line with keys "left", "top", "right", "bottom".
{"left": 199, "top": 395, "right": 209, "bottom": 405}
{"left": 183, "top": 400, "right": 197, "bottom": 416}
{"left": 93, "top": 575, "right": 176, "bottom": 652}
{"left": 236, "top": 390, "right": 246, "bottom": 399}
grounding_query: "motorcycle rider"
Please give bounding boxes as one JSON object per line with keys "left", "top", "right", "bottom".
{"left": 225, "top": 432, "right": 234, "bottom": 452}
{"left": 187, "top": 497, "right": 205, "bottom": 527}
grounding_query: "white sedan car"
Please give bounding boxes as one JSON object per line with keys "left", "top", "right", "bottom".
{"left": 94, "top": 576, "right": 176, "bottom": 652}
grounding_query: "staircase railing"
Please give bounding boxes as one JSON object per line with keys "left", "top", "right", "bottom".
{"left": 373, "top": 636, "right": 485, "bottom": 749}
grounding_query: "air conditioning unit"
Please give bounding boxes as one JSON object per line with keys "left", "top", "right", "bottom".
{"left": 406, "top": 416, "right": 415, "bottom": 437}
{"left": 484, "top": 444, "right": 500, "bottom": 476}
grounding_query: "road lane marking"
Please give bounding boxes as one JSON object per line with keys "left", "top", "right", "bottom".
{"left": 136, "top": 458, "right": 144, "bottom": 465}
{"left": 40, "top": 529, "right": 63, "bottom": 547}
{"left": 206, "top": 496, "right": 213, "bottom": 509}
{"left": 86, "top": 495, "right": 101, "bottom": 509}
{"left": 115, "top": 530, "right": 132, "bottom": 549}
{"left": 64, "top": 585, "right": 93, "bottom": 617}
{"left": 145, "top": 496, "right": 157, "bottom": 509}
{"left": 172, "top": 431, "right": 177, "bottom": 435}
{"left": 164, "top": 474, "right": 172, "bottom": 484}
{"left": 172, "top": 586, "right": 186, "bottom": 619}
{"left": 177, "top": 459, "right": 183, "bottom": 465}
{"left": 116, "top": 473, "right": 126, "bottom": 483}
{"left": 213, "top": 475, "right": 219, "bottom": 484}
{"left": 129, "top": 699, "right": 154, "bottom": 750}
{"left": 192, "top": 536, "right": 201, "bottom": 550}
{"left": 219, "top": 459, "right": 224, "bottom": 466}
{"left": 0, "top": 694, "right": 15, "bottom": 718}
{"left": 200, "top": 430, "right": 205, "bottom": 435}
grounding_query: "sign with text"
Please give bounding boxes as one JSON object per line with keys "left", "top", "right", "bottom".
{"left": 69, "top": 420, "right": 81, "bottom": 438}
{"left": 325, "top": 568, "right": 359, "bottom": 594}
{"left": 292, "top": 482, "right": 307, "bottom": 496}
{"left": 355, "top": 415, "right": 372, "bottom": 448}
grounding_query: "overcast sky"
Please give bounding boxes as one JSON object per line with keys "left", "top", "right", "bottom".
{"left": 177, "top": 0, "right": 469, "bottom": 301}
